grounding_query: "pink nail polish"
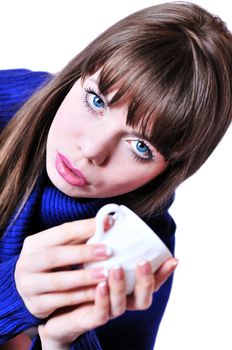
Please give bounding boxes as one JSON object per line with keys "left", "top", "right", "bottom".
{"left": 138, "top": 260, "right": 152, "bottom": 275}
{"left": 93, "top": 245, "right": 113, "bottom": 257}
{"left": 92, "top": 267, "right": 109, "bottom": 280}
{"left": 112, "top": 265, "right": 123, "bottom": 281}
{"left": 99, "top": 281, "right": 108, "bottom": 296}
{"left": 171, "top": 259, "right": 179, "bottom": 269}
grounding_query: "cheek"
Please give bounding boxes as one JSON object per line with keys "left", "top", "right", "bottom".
{"left": 117, "top": 160, "right": 166, "bottom": 191}
{"left": 51, "top": 118, "right": 66, "bottom": 140}
{"left": 52, "top": 99, "right": 91, "bottom": 139}
{"left": 49, "top": 110, "right": 78, "bottom": 142}
{"left": 125, "top": 173, "right": 152, "bottom": 190}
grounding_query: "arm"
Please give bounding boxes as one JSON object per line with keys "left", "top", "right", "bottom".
{"left": 0, "top": 68, "right": 52, "bottom": 344}
{"left": 0, "top": 256, "right": 41, "bottom": 344}
{"left": 31, "top": 330, "right": 103, "bottom": 350}
{"left": 0, "top": 68, "right": 52, "bottom": 132}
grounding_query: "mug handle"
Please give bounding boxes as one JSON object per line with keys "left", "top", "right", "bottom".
{"left": 95, "top": 203, "right": 120, "bottom": 239}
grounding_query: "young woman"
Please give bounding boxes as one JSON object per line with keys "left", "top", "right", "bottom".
{"left": 0, "top": 2, "right": 231, "bottom": 349}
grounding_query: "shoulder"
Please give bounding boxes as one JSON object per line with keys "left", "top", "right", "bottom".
{"left": 0, "top": 68, "right": 52, "bottom": 131}
{"left": 0, "top": 69, "right": 52, "bottom": 98}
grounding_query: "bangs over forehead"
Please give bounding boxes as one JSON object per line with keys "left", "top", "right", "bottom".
{"left": 79, "top": 2, "right": 225, "bottom": 167}
{"left": 81, "top": 35, "right": 199, "bottom": 162}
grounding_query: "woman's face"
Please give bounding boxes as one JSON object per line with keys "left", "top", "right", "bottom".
{"left": 46, "top": 71, "right": 167, "bottom": 198}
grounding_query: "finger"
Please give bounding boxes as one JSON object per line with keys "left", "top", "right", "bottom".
{"left": 30, "top": 287, "right": 96, "bottom": 318}
{"left": 93, "top": 281, "right": 110, "bottom": 326}
{"left": 127, "top": 260, "right": 154, "bottom": 310}
{"left": 23, "top": 218, "right": 96, "bottom": 251}
{"left": 154, "top": 258, "right": 178, "bottom": 292}
{"left": 20, "top": 244, "right": 113, "bottom": 272}
{"left": 48, "top": 282, "right": 110, "bottom": 336}
{"left": 108, "top": 265, "right": 126, "bottom": 318}
{"left": 20, "top": 267, "right": 109, "bottom": 295}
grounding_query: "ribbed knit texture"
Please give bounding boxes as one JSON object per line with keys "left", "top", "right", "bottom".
{"left": 38, "top": 179, "right": 112, "bottom": 231}
{"left": 0, "top": 69, "right": 176, "bottom": 350}
{"left": 0, "top": 173, "right": 115, "bottom": 350}
{"left": 0, "top": 68, "right": 51, "bottom": 132}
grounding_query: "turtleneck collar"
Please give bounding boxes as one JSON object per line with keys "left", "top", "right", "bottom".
{"left": 38, "top": 177, "right": 113, "bottom": 231}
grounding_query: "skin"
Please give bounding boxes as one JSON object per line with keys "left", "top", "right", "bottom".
{"left": 14, "top": 71, "right": 178, "bottom": 349}
{"left": 15, "top": 217, "right": 177, "bottom": 349}
{"left": 46, "top": 70, "right": 167, "bottom": 198}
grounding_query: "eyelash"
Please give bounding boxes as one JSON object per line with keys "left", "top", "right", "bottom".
{"left": 82, "top": 87, "right": 106, "bottom": 114}
{"left": 82, "top": 86, "right": 155, "bottom": 163}
{"left": 130, "top": 141, "right": 155, "bottom": 163}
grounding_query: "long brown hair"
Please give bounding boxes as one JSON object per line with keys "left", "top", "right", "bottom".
{"left": 1, "top": 1, "right": 232, "bottom": 235}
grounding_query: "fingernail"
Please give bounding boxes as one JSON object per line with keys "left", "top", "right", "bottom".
{"left": 138, "top": 260, "right": 152, "bottom": 275}
{"left": 92, "top": 267, "right": 109, "bottom": 280}
{"left": 112, "top": 264, "right": 123, "bottom": 281}
{"left": 171, "top": 258, "right": 179, "bottom": 269}
{"left": 99, "top": 281, "right": 108, "bottom": 296}
{"left": 93, "top": 245, "right": 113, "bottom": 257}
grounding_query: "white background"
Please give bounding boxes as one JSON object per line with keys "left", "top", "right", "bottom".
{"left": 1, "top": 1, "right": 231, "bottom": 349}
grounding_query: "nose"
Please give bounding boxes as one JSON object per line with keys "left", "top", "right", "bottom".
{"left": 78, "top": 126, "right": 118, "bottom": 165}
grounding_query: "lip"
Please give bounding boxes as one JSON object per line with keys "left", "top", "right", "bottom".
{"left": 55, "top": 153, "right": 88, "bottom": 187}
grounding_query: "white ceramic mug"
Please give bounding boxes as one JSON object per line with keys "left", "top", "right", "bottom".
{"left": 84, "top": 203, "right": 172, "bottom": 294}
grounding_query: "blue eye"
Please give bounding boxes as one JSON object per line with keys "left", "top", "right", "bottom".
{"left": 92, "top": 95, "right": 104, "bottom": 109}
{"left": 128, "top": 140, "right": 154, "bottom": 161}
{"left": 84, "top": 87, "right": 105, "bottom": 113}
{"left": 136, "top": 141, "right": 149, "bottom": 154}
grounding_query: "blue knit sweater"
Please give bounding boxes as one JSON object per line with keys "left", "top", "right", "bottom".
{"left": 0, "top": 69, "right": 176, "bottom": 350}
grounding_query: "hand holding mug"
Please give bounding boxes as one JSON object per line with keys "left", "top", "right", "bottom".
{"left": 84, "top": 204, "right": 173, "bottom": 294}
